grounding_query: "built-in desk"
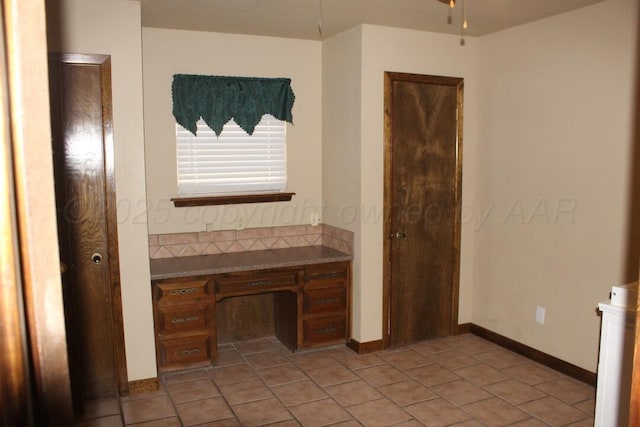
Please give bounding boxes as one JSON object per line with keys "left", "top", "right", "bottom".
{"left": 150, "top": 246, "right": 352, "bottom": 372}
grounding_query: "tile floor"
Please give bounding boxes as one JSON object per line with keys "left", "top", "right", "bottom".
{"left": 74, "top": 334, "right": 595, "bottom": 426}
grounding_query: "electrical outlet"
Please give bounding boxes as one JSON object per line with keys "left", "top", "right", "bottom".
{"left": 310, "top": 212, "right": 320, "bottom": 226}
{"left": 536, "top": 306, "right": 546, "bottom": 324}
{"left": 205, "top": 223, "right": 216, "bottom": 232}
{"left": 236, "top": 218, "right": 246, "bottom": 231}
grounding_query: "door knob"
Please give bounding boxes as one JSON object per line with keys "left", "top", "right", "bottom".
{"left": 395, "top": 232, "right": 407, "bottom": 240}
{"left": 92, "top": 253, "right": 103, "bottom": 264}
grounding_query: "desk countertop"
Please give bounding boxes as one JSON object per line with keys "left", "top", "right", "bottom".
{"left": 150, "top": 245, "right": 352, "bottom": 280}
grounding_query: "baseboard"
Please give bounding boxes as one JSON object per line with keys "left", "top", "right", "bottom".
{"left": 347, "top": 338, "right": 384, "bottom": 354}
{"left": 469, "top": 324, "right": 597, "bottom": 386}
{"left": 127, "top": 377, "right": 160, "bottom": 395}
{"left": 456, "top": 323, "right": 472, "bottom": 334}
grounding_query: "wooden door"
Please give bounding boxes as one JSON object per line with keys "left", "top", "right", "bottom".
{"left": 383, "top": 72, "right": 463, "bottom": 347}
{"left": 0, "top": 0, "right": 73, "bottom": 424}
{"left": 48, "top": 54, "right": 128, "bottom": 404}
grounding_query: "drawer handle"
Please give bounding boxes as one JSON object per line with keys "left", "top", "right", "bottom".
{"left": 169, "top": 287, "right": 198, "bottom": 296}
{"left": 316, "top": 298, "right": 339, "bottom": 305}
{"left": 171, "top": 316, "right": 200, "bottom": 324}
{"left": 246, "top": 280, "right": 271, "bottom": 288}
{"left": 180, "top": 348, "right": 200, "bottom": 355}
{"left": 315, "top": 327, "right": 337, "bottom": 335}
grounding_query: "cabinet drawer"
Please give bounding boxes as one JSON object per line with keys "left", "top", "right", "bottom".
{"left": 303, "top": 287, "right": 346, "bottom": 315}
{"left": 302, "top": 315, "right": 347, "bottom": 346}
{"left": 156, "top": 302, "right": 211, "bottom": 335}
{"left": 304, "top": 262, "right": 349, "bottom": 287}
{"left": 156, "top": 279, "right": 209, "bottom": 302}
{"left": 214, "top": 270, "right": 299, "bottom": 298}
{"left": 157, "top": 333, "right": 212, "bottom": 370}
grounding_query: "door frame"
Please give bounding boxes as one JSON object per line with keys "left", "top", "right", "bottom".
{"left": 382, "top": 71, "right": 464, "bottom": 348}
{"left": 51, "top": 53, "right": 129, "bottom": 396}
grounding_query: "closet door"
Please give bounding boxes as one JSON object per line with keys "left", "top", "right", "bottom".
{"left": 49, "top": 54, "right": 128, "bottom": 406}
{"left": 384, "top": 72, "right": 463, "bottom": 347}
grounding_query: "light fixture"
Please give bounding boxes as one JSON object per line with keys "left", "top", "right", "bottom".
{"left": 437, "top": 0, "right": 468, "bottom": 46}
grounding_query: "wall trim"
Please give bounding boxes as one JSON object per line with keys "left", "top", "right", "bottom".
{"left": 127, "top": 377, "right": 160, "bottom": 395}
{"left": 469, "top": 324, "right": 597, "bottom": 386}
{"left": 347, "top": 338, "right": 384, "bottom": 354}
{"left": 456, "top": 322, "right": 472, "bottom": 334}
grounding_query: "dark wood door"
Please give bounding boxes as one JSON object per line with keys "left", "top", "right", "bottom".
{"left": 48, "top": 54, "right": 127, "bottom": 405}
{"left": 384, "top": 72, "right": 463, "bottom": 347}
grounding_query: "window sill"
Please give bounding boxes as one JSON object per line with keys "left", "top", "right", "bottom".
{"left": 171, "top": 192, "right": 295, "bottom": 207}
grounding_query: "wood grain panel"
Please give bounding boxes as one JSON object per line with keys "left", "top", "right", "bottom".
{"left": 384, "top": 72, "right": 463, "bottom": 347}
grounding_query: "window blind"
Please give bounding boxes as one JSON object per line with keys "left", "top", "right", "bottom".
{"left": 176, "top": 114, "right": 286, "bottom": 195}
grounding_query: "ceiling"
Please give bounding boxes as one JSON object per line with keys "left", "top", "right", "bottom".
{"left": 140, "top": 0, "right": 607, "bottom": 41}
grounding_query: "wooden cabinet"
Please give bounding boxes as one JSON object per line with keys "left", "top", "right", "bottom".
{"left": 300, "top": 262, "right": 350, "bottom": 349}
{"left": 151, "top": 261, "right": 351, "bottom": 373}
{"left": 152, "top": 278, "right": 216, "bottom": 372}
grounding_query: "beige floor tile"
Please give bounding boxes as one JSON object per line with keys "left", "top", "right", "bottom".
{"left": 175, "top": 397, "right": 234, "bottom": 426}
{"left": 474, "top": 349, "right": 527, "bottom": 370}
{"left": 218, "top": 379, "right": 274, "bottom": 405}
{"left": 190, "top": 419, "right": 242, "bottom": 426}
{"left": 273, "top": 380, "right": 329, "bottom": 406}
{"left": 483, "top": 379, "right": 546, "bottom": 405}
{"left": 289, "top": 398, "right": 352, "bottom": 426}
{"left": 431, "top": 379, "right": 492, "bottom": 406}
{"left": 121, "top": 396, "right": 176, "bottom": 425}
{"left": 125, "top": 418, "right": 182, "bottom": 426}
{"left": 232, "top": 397, "right": 293, "bottom": 426}
{"left": 214, "top": 349, "right": 244, "bottom": 367}
{"left": 307, "top": 365, "right": 359, "bottom": 387}
{"left": 406, "top": 364, "right": 460, "bottom": 387}
{"left": 519, "top": 396, "right": 590, "bottom": 426}
{"left": 463, "top": 397, "right": 529, "bottom": 426}
{"left": 258, "top": 363, "right": 309, "bottom": 386}
{"left": 534, "top": 378, "right": 595, "bottom": 404}
{"left": 428, "top": 350, "right": 480, "bottom": 370}
{"left": 290, "top": 350, "right": 338, "bottom": 371}
{"left": 76, "top": 396, "right": 121, "bottom": 420}
{"left": 163, "top": 369, "right": 209, "bottom": 385}
{"left": 455, "top": 363, "right": 509, "bottom": 386}
{"left": 380, "top": 349, "right": 431, "bottom": 370}
{"left": 166, "top": 378, "right": 220, "bottom": 403}
{"left": 244, "top": 350, "right": 290, "bottom": 370}
{"left": 378, "top": 380, "right": 437, "bottom": 407}
{"left": 357, "top": 364, "right": 410, "bottom": 387}
{"left": 410, "top": 339, "right": 453, "bottom": 355}
{"left": 574, "top": 397, "right": 595, "bottom": 416}
{"left": 338, "top": 353, "right": 386, "bottom": 370}
{"left": 503, "top": 363, "right": 559, "bottom": 385}
{"left": 233, "top": 337, "right": 279, "bottom": 355}
{"left": 209, "top": 364, "right": 258, "bottom": 386}
{"left": 405, "top": 397, "right": 472, "bottom": 426}
{"left": 74, "top": 415, "right": 123, "bottom": 427}
{"left": 450, "top": 337, "right": 499, "bottom": 355}
{"left": 326, "top": 380, "right": 383, "bottom": 406}
{"left": 566, "top": 419, "right": 595, "bottom": 427}
{"left": 347, "top": 398, "right": 412, "bottom": 426}
{"left": 508, "top": 419, "right": 548, "bottom": 427}
{"left": 451, "top": 420, "right": 488, "bottom": 427}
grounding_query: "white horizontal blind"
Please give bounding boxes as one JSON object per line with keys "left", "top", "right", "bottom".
{"left": 176, "top": 114, "right": 286, "bottom": 194}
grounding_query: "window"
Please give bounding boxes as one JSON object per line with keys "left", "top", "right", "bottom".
{"left": 176, "top": 114, "right": 286, "bottom": 195}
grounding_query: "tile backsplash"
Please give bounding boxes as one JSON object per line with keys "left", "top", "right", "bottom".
{"left": 148, "top": 224, "right": 353, "bottom": 259}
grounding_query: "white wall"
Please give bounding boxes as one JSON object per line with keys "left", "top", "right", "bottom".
{"left": 323, "top": 25, "right": 479, "bottom": 343}
{"left": 46, "top": 0, "right": 156, "bottom": 381}
{"left": 475, "top": 0, "right": 638, "bottom": 371}
{"left": 142, "top": 28, "right": 323, "bottom": 234}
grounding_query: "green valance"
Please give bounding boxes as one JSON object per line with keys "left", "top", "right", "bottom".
{"left": 172, "top": 74, "right": 295, "bottom": 136}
